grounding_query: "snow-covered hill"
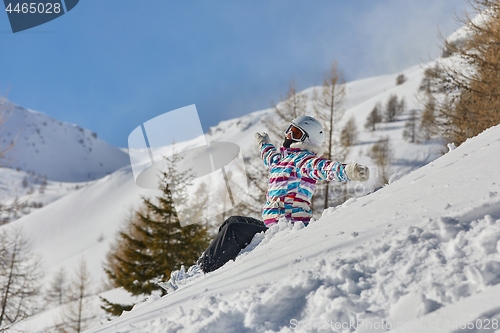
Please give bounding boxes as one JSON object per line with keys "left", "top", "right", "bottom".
{"left": 83, "top": 119, "right": 500, "bottom": 333}
{"left": 0, "top": 100, "right": 130, "bottom": 182}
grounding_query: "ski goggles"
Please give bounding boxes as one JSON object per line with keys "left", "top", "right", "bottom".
{"left": 284, "top": 124, "right": 308, "bottom": 142}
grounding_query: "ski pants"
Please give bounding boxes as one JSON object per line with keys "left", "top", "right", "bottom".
{"left": 199, "top": 216, "right": 268, "bottom": 273}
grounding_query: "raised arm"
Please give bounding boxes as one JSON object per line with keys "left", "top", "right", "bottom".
{"left": 255, "top": 132, "right": 281, "bottom": 169}
{"left": 297, "top": 155, "right": 349, "bottom": 182}
{"left": 297, "top": 155, "right": 370, "bottom": 183}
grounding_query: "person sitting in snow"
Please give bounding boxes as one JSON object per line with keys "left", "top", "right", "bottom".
{"left": 194, "top": 115, "right": 370, "bottom": 274}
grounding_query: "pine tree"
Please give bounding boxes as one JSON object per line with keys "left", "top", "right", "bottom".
{"left": 102, "top": 153, "right": 211, "bottom": 315}
{"left": 190, "top": 182, "right": 217, "bottom": 233}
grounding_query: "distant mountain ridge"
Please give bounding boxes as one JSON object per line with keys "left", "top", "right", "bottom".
{"left": 0, "top": 100, "right": 130, "bottom": 182}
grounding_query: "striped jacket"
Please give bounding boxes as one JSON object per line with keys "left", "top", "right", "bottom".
{"left": 260, "top": 141, "right": 349, "bottom": 226}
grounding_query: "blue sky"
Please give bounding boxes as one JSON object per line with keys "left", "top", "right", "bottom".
{"left": 0, "top": 0, "right": 469, "bottom": 147}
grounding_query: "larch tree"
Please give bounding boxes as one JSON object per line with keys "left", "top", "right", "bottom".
{"left": 384, "top": 94, "right": 400, "bottom": 122}
{"left": 403, "top": 109, "right": 418, "bottom": 143}
{"left": 313, "top": 61, "right": 346, "bottom": 209}
{"left": 419, "top": 64, "right": 445, "bottom": 94}
{"left": 430, "top": 0, "right": 500, "bottom": 145}
{"left": 45, "top": 267, "right": 68, "bottom": 307}
{"left": 419, "top": 92, "right": 438, "bottom": 141}
{"left": 340, "top": 117, "right": 358, "bottom": 148}
{"left": 365, "top": 103, "right": 383, "bottom": 131}
{"left": 368, "top": 136, "right": 394, "bottom": 186}
{"left": 398, "top": 97, "right": 406, "bottom": 117}
{"left": 57, "top": 258, "right": 95, "bottom": 333}
{"left": 0, "top": 227, "right": 43, "bottom": 330}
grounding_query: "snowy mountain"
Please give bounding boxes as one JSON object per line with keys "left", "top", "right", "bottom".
{"left": 0, "top": 99, "right": 130, "bottom": 182}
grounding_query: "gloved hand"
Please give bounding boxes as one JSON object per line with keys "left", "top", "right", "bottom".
{"left": 255, "top": 132, "right": 271, "bottom": 146}
{"left": 345, "top": 163, "right": 370, "bottom": 182}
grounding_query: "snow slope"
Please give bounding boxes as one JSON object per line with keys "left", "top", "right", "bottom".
{"left": 0, "top": 167, "right": 90, "bottom": 223}
{"left": 83, "top": 122, "right": 500, "bottom": 333}
{"left": 0, "top": 100, "right": 130, "bottom": 182}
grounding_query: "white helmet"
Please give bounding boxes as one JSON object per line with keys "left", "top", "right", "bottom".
{"left": 291, "top": 115, "right": 324, "bottom": 145}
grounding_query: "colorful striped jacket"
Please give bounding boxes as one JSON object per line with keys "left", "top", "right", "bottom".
{"left": 259, "top": 141, "right": 349, "bottom": 226}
